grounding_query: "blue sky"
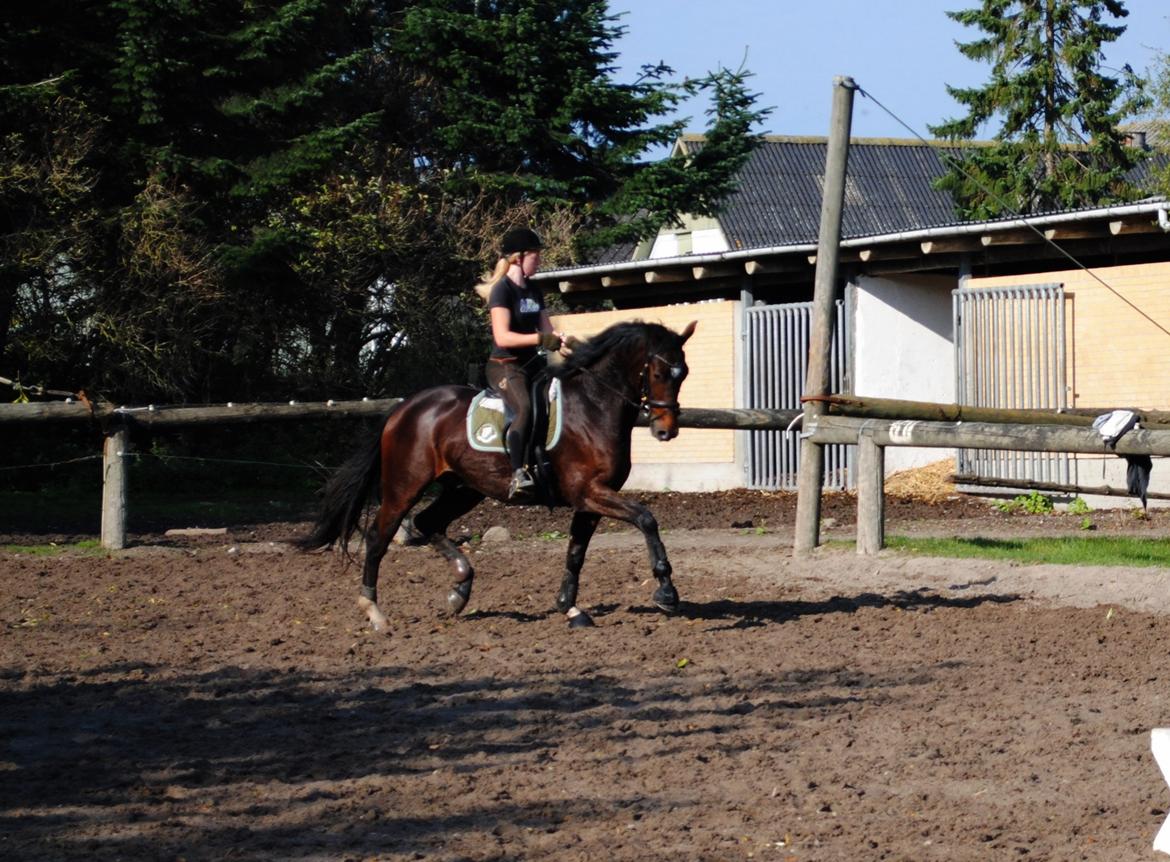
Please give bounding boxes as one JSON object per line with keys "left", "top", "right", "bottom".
{"left": 607, "top": 1, "right": 1170, "bottom": 142}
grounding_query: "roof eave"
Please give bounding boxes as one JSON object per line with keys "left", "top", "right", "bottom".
{"left": 534, "top": 199, "right": 1170, "bottom": 288}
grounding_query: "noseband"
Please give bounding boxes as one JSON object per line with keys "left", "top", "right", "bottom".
{"left": 639, "top": 352, "right": 684, "bottom": 416}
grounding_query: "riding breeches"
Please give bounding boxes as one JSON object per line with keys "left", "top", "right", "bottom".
{"left": 485, "top": 360, "right": 533, "bottom": 471}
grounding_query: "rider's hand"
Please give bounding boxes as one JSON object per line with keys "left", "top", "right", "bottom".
{"left": 559, "top": 334, "right": 580, "bottom": 357}
{"left": 538, "top": 332, "right": 562, "bottom": 351}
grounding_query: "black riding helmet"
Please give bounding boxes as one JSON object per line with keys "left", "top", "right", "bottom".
{"left": 500, "top": 227, "right": 543, "bottom": 256}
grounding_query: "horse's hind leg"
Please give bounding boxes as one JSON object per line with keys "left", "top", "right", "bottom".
{"left": 408, "top": 482, "right": 485, "bottom": 614}
{"left": 557, "top": 511, "right": 600, "bottom": 628}
{"left": 358, "top": 504, "right": 399, "bottom": 633}
{"left": 360, "top": 481, "right": 438, "bottom": 632}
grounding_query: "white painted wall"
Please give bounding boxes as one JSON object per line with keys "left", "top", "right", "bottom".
{"left": 850, "top": 274, "right": 957, "bottom": 474}
{"left": 691, "top": 227, "right": 729, "bottom": 254}
{"left": 648, "top": 224, "right": 729, "bottom": 258}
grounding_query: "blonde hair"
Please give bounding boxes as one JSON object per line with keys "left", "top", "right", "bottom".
{"left": 474, "top": 253, "right": 520, "bottom": 301}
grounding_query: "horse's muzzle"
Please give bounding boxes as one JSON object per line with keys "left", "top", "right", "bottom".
{"left": 649, "top": 412, "right": 679, "bottom": 441}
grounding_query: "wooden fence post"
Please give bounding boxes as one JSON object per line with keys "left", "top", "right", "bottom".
{"left": 101, "top": 424, "right": 129, "bottom": 550}
{"left": 794, "top": 75, "right": 855, "bottom": 554}
{"left": 856, "top": 431, "right": 885, "bottom": 555}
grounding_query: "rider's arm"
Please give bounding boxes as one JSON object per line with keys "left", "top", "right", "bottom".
{"left": 490, "top": 306, "right": 543, "bottom": 349}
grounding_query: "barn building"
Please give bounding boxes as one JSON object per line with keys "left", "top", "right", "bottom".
{"left": 539, "top": 135, "right": 1170, "bottom": 502}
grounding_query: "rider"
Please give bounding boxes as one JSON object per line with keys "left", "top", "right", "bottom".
{"left": 480, "top": 227, "right": 567, "bottom": 500}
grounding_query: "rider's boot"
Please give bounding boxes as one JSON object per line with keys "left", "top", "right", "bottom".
{"left": 507, "top": 467, "right": 535, "bottom": 501}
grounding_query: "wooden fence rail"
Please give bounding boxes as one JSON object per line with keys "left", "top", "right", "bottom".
{"left": 0, "top": 401, "right": 800, "bottom": 430}
{"left": 0, "top": 399, "right": 404, "bottom": 427}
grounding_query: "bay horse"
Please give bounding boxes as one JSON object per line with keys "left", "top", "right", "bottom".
{"left": 298, "top": 320, "right": 696, "bottom": 631}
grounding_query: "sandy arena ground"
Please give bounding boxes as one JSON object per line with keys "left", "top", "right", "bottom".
{"left": 4, "top": 489, "right": 1170, "bottom": 860}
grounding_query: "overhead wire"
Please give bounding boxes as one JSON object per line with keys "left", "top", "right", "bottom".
{"left": 854, "top": 83, "right": 1170, "bottom": 341}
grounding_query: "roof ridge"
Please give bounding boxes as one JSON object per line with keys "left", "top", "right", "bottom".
{"left": 681, "top": 132, "right": 994, "bottom": 147}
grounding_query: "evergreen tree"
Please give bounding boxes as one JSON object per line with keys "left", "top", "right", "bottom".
{"left": 388, "top": 0, "right": 768, "bottom": 249}
{"left": 1, "top": 0, "right": 389, "bottom": 400}
{"left": 0, "top": 2, "right": 109, "bottom": 389}
{"left": 1148, "top": 50, "right": 1170, "bottom": 197}
{"left": 1, "top": 0, "right": 766, "bottom": 403}
{"left": 930, "top": 0, "right": 1147, "bottom": 219}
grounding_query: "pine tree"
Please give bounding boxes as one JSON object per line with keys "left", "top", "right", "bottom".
{"left": 1, "top": 0, "right": 766, "bottom": 401}
{"left": 930, "top": 0, "right": 1148, "bottom": 219}
{"left": 388, "top": 0, "right": 768, "bottom": 249}
{"left": 1148, "top": 50, "right": 1170, "bottom": 197}
{"left": 1, "top": 0, "right": 388, "bottom": 400}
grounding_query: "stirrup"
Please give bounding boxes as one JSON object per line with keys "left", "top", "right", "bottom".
{"left": 507, "top": 468, "right": 535, "bottom": 500}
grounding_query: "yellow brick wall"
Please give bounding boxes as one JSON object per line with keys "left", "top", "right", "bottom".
{"left": 550, "top": 301, "right": 737, "bottom": 464}
{"left": 968, "top": 262, "right": 1170, "bottom": 410}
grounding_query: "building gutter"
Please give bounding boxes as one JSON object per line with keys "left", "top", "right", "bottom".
{"left": 533, "top": 198, "right": 1169, "bottom": 283}
{"left": 531, "top": 242, "right": 819, "bottom": 282}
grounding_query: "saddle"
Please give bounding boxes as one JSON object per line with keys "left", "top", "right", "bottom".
{"left": 467, "top": 373, "right": 563, "bottom": 502}
{"left": 466, "top": 372, "right": 563, "bottom": 505}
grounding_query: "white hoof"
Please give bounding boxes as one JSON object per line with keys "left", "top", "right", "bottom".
{"left": 358, "top": 596, "right": 391, "bottom": 633}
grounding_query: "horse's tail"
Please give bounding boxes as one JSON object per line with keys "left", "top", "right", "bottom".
{"left": 296, "top": 410, "right": 395, "bottom": 553}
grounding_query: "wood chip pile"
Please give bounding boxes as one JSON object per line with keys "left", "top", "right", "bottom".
{"left": 883, "top": 459, "right": 958, "bottom": 503}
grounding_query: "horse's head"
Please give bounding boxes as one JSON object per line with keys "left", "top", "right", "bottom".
{"left": 641, "top": 320, "right": 696, "bottom": 441}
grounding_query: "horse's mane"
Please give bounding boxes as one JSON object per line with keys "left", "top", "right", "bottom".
{"left": 551, "top": 320, "right": 677, "bottom": 379}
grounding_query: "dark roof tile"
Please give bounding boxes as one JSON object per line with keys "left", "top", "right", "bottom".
{"left": 695, "top": 136, "right": 1164, "bottom": 247}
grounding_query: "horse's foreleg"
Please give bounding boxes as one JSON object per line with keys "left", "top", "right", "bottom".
{"left": 410, "top": 483, "right": 485, "bottom": 615}
{"left": 637, "top": 508, "right": 679, "bottom": 613}
{"left": 583, "top": 488, "right": 678, "bottom": 614}
{"left": 558, "top": 511, "right": 600, "bottom": 628}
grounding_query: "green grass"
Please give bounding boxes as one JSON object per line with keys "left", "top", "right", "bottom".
{"left": 885, "top": 534, "right": 1170, "bottom": 568}
{"left": 2, "top": 539, "right": 103, "bottom": 556}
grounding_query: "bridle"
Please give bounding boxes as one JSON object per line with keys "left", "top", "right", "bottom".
{"left": 638, "top": 352, "right": 685, "bottom": 416}
{"left": 567, "top": 345, "right": 685, "bottom": 417}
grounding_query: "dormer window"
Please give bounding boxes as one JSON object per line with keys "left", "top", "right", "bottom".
{"left": 644, "top": 214, "right": 729, "bottom": 260}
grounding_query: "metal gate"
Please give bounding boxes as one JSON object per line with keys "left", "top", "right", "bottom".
{"left": 744, "top": 300, "right": 852, "bottom": 490}
{"left": 953, "top": 284, "right": 1069, "bottom": 484}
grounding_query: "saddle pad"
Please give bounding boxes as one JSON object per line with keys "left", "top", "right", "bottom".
{"left": 467, "top": 378, "right": 563, "bottom": 453}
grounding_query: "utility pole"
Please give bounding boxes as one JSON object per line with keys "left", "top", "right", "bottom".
{"left": 793, "top": 76, "right": 855, "bottom": 554}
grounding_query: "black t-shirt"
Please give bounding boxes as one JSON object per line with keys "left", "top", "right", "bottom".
{"left": 487, "top": 275, "right": 545, "bottom": 363}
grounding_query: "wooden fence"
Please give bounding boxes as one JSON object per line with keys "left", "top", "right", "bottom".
{"left": 6, "top": 396, "right": 1165, "bottom": 554}
{"left": 806, "top": 413, "right": 1170, "bottom": 555}
{"left": 0, "top": 400, "right": 800, "bottom": 549}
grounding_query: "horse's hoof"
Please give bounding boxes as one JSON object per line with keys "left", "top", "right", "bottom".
{"left": 653, "top": 584, "right": 680, "bottom": 614}
{"left": 358, "top": 596, "right": 391, "bottom": 633}
{"left": 447, "top": 581, "right": 472, "bottom": 615}
{"left": 567, "top": 608, "right": 595, "bottom": 628}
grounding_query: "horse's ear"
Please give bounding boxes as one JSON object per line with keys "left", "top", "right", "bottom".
{"left": 679, "top": 320, "right": 697, "bottom": 343}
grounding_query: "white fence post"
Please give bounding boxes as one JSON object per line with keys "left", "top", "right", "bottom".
{"left": 101, "top": 425, "right": 129, "bottom": 550}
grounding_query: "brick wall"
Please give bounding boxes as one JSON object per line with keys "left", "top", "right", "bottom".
{"left": 550, "top": 301, "right": 738, "bottom": 468}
